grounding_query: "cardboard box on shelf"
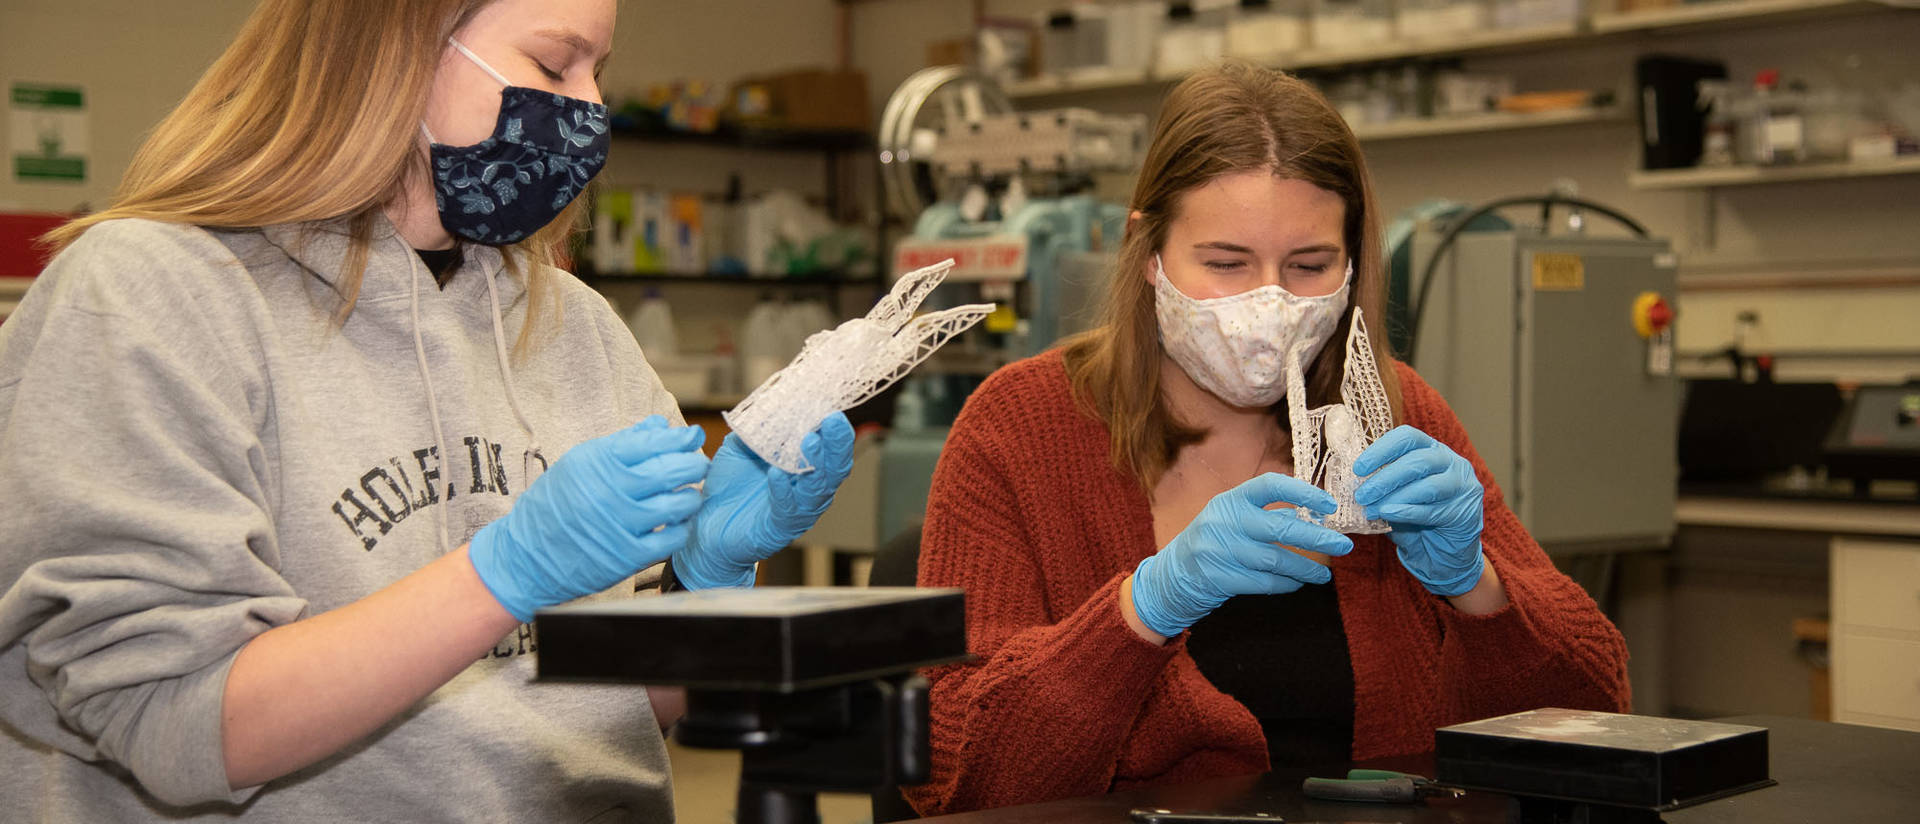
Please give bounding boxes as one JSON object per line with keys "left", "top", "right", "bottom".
{"left": 730, "top": 69, "right": 870, "bottom": 134}
{"left": 926, "top": 38, "right": 972, "bottom": 68}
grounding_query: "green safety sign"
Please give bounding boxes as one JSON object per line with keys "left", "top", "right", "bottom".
{"left": 10, "top": 82, "right": 88, "bottom": 183}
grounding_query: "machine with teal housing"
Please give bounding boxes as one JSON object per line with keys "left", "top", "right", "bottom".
{"left": 895, "top": 193, "right": 1128, "bottom": 361}
{"left": 851, "top": 68, "right": 1142, "bottom": 549}
{"left": 880, "top": 65, "right": 1142, "bottom": 369}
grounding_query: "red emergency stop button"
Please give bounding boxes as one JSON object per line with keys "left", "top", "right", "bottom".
{"left": 1632, "top": 292, "right": 1673, "bottom": 339}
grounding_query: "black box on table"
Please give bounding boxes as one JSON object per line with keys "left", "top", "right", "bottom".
{"left": 1435, "top": 708, "right": 1772, "bottom": 811}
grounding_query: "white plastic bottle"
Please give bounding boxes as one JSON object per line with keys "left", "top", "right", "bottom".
{"left": 739, "top": 296, "right": 789, "bottom": 390}
{"left": 626, "top": 288, "right": 679, "bottom": 358}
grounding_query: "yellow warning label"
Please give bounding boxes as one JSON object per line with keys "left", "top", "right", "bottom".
{"left": 1532, "top": 253, "right": 1585, "bottom": 291}
{"left": 985, "top": 303, "right": 1018, "bottom": 333}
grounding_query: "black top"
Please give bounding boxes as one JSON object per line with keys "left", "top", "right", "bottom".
{"left": 1185, "top": 577, "right": 1355, "bottom": 768}
{"left": 415, "top": 246, "right": 463, "bottom": 288}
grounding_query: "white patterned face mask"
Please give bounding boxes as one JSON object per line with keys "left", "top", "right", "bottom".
{"left": 1288, "top": 307, "right": 1395, "bottom": 534}
{"left": 1153, "top": 255, "right": 1351, "bottom": 408}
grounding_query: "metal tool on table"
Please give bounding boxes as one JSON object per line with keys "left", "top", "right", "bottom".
{"left": 1302, "top": 768, "right": 1465, "bottom": 803}
{"left": 1128, "top": 810, "right": 1284, "bottom": 823}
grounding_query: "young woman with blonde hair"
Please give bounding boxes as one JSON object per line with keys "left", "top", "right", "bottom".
{"left": 0, "top": 0, "right": 853, "bottom": 819}
{"left": 906, "top": 61, "right": 1629, "bottom": 815}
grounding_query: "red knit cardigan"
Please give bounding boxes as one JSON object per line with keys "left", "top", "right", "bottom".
{"left": 905, "top": 350, "right": 1631, "bottom": 816}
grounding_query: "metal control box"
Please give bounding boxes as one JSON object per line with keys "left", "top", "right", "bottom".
{"left": 1413, "top": 233, "right": 1679, "bottom": 553}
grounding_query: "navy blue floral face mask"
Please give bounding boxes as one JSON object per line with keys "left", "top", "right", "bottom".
{"left": 422, "top": 38, "right": 609, "bottom": 246}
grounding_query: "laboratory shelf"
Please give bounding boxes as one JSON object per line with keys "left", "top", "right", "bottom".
{"left": 1628, "top": 154, "right": 1920, "bottom": 190}
{"left": 1005, "top": 68, "right": 1158, "bottom": 99}
{"left": 1006, "top": 0, "right": 1904, "bottom": 101}
{"left": 608, "top": 125, "right": 872, "bottom": 153}
{"left": 1352, "top": 105, "right": 1628, "bottom": 142}
{"left": 1271, "top": 21, "right": 1584, "bottom": 74}
{"left": 1012, "top": 23, "right": 1582, "bottom": 99}
{"left": 1589, "top": 0, "right": 1887, "bottom": 34}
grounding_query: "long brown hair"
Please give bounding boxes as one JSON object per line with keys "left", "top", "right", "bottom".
{"left": 1061, "top": 60, "right": 1404, "bottom": 490}
{"left": 40, "top": 0, "right": 574, "bottom": 355}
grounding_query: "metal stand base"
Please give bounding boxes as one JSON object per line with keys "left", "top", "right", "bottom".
{"left": 738, "top": 786, "right": 820, "bottom": 824}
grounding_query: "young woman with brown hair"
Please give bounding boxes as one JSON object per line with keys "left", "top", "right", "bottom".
{"left": 0, "top": 1, "right": 853, "bottom": 819}
{"left": 906, "top": 61, "right": 1630, "bottom": 815}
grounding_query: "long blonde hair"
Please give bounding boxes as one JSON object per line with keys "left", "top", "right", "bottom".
{"left": 1061, "top": 61, "right": 1404, "bottom": 490}
{"left": 42, "top": 0, "right": 574, "bottom": 354}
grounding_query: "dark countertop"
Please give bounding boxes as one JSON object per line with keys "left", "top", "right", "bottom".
{"left": 913, "top": 716, "right": 1920, "bottom": 823}
{"left": 1679, "top": 478, "right": 1919, "bottom": 506}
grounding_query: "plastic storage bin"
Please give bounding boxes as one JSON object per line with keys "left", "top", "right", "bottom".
{"left": 1226, "top": 0, "right": 1309, "bottom": 59}
{"left": 1314, "top": 0, "right": 1396, "bottom": 52}
{"left": 1398, "top": 0, "right": 1488, "bottom": 40}
{"left": 1158, "top": 2, "right": 1226, "bottom": 73}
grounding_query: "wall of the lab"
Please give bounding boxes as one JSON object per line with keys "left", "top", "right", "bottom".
{"left": 0, "top": 0, "right": 254, "bottom": 212}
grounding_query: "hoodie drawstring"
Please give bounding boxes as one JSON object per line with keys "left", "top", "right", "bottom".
{"left": 481, "top": 265, "right": 544, "bottom": 468}
{"left": 408, "top": 258, "right": 456, "bottom": 554}
{"left": 408, "top": 249, "right": 542, "bottom": 554}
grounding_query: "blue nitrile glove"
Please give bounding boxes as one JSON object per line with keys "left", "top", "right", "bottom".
{"left": 469, "top": 415, "right": 709, "bottom": 622}
{"left": 1130, "top": 473, "right": 1356, "bottom": 638}
{"left": 674, "top": 412, "right": 857, "bottom": 590}
{"left": 1353, "top": 425, "right": 1487, "bottom": 598}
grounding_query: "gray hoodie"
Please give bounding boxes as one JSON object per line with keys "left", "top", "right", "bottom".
{"left": 0, "top": 217, "right": 683, "bottom": 821}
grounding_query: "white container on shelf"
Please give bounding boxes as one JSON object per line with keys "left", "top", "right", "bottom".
{"left": 1363, "top": 68, "right": 1399, "bottom": 124}
{"left": 1107, "top": 1, "right": 1168, "bottom": 73}
{"left": 1398, "top": 0, "right": 1489, "bottom": 40}
{"left": 650, "top": 355, "right": 711, "bottom": 403}
{"left": 738, "top": 299, "right": 789, "bottom": 390}
{"left": 1042, "top": 10, "right": 1079, "bottom": 77}
{"left": 1226, "top": 0, "right": 1309, "bottom": 59}
{"left": 1314, "top": 0, "right": 1396, "bottom": 52}
{"left": 1331, "top": 73, "right": 1370, "bottom": 124}
{"left": 1070, "top": 3, "right": 1112, "bottom": 78}
{"left": 1157, "top": 1, "right": 1227, "bottom": 73}
{"left": 1195, "top": 0, "right": 1237, "bottom": 29}
{"left": 627, "top": 292, "right": 679, "bottom": 357}
{"left": 1491, "top": 0, "right": 1580, "bottom": 29}
{"left": 1433, "top": 69, "right": 1512, "bottom": 116}
{"left": 1739, "top": 70, "right": 1807, "bottom": 166}
{"left": 1802, "top": 88, "right": 1868, "bottom": 162}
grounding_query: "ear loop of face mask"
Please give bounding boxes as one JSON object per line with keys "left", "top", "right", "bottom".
{"left": 419, "top": 38, "right": 514, "bottom": 146}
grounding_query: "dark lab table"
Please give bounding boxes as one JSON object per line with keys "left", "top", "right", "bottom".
{"left": 912, "top": 716, "right": 1919, "bottom": 823}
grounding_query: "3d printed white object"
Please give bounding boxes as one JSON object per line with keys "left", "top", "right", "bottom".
{"left": 724, "top": 259, "right": 994, "bottom": 473}
{"left": 1287, "top": 307, "right": 1395, "bottom": 534}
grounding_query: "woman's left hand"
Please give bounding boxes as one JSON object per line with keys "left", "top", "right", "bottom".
{"left": 672, "top": 412, "right": 857, "bottom": 590}
{"left": 1352, "top": 426, "right": 1486, "bottom": 597}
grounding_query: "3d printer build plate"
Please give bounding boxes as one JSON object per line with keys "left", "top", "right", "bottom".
{"left": 535, "top": 587, "right": 968, "bottom": 692}
{"left": 1435, "top": 708, "right": 1773, "bottom": 811}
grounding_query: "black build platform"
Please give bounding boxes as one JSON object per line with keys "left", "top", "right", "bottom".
{"left": 1436, "top": 708, "right": 1772, "bottom": 813}
{"left": 535, "top": 586, "right": 968, "bottom": 691}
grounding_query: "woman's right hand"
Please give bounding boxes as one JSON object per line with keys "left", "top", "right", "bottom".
{"left": 468, "top": 415, "right": 710, "bottom": 622}
{"left": 1128, "top": 474, "right": 1355, "bottom": 639}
